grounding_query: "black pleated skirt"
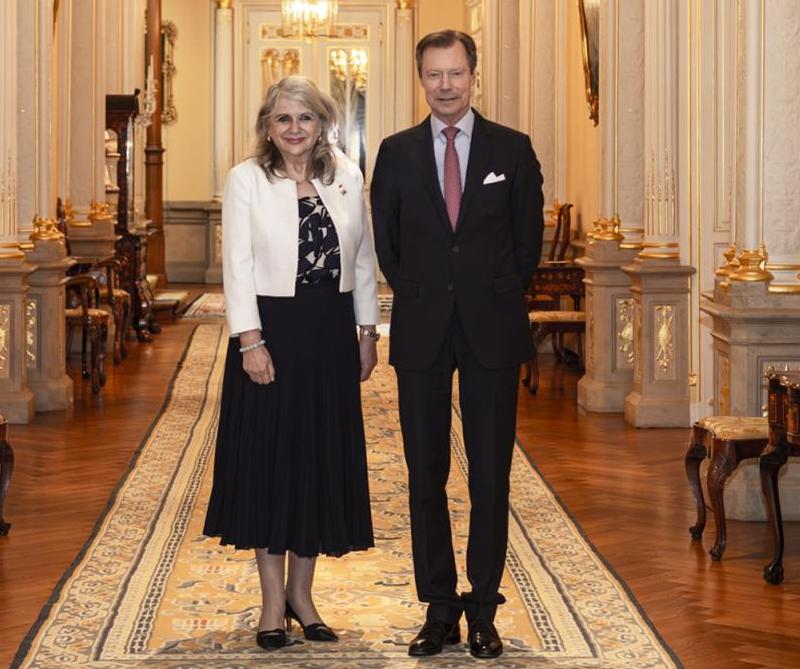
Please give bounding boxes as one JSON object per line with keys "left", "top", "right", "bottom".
{"left": 203, "top": 282, "right": 374, "bottom": 556}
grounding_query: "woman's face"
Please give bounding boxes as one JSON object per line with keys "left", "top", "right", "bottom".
{"left": 267, "top": 95, "right": 322, "bottom": 165}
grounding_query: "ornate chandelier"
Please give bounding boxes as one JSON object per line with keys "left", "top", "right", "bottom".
{"left": 281, "top": 0, "right": 339, "bottom": 38}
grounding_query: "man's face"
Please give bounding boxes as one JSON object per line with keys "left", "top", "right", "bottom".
{"left": 420, "top": 42, "right": 475, "bottom": 126}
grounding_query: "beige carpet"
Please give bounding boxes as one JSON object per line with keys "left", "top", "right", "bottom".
{"left": 12, "top": 323, "right": 680, "bottom": 668}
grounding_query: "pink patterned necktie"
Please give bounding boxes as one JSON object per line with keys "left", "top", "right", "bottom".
{"left": 443, "top": 126, "right": 461, "bottom": 231}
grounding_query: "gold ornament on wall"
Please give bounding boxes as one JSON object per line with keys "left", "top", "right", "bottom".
{"left": 654, "top": 305, "right": 675, "bottom": 374}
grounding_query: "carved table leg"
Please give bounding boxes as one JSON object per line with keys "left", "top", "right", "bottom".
{"left": 707, "top": 448, "right": 737, "bottom": 560}
{"left": 0, "top": 422, "right": 13, "bottom": 535}
{"left": 684, "top": 433, "right": 706, "bottom": 540}
{"left": 760, "top": 440, "right": 789, "bottom": 585}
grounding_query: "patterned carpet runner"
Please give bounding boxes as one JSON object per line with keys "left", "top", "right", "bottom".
{"left": 12, "top": 323, "right": 680, "bottom": 668}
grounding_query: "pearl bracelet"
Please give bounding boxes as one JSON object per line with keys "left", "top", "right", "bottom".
{"left": 239, "top": 339, "right": 265, "bottom": 353}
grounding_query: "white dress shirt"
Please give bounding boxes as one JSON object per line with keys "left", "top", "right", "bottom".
{"left": 431, "top": 109, "right": 474, "bottom": 195}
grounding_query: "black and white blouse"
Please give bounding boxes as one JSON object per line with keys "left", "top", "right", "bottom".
{"left": 296, "top": 195, "right": 341, "bottom": 285}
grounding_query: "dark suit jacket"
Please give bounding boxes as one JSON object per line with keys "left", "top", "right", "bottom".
{"left": 371, "top": 111, "right": 545, "bottom": 370}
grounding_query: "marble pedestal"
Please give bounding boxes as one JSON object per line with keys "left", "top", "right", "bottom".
{"left": 0, "top": 251, "right": 36, "bottom": 423}
{"left": 700, "top": 279, "right": 800, "bottom": 520}
{"left": 576, "top": 239, "right": 639, "bottom": 412}
{"left": 26, "top": 237, "right": 75, "bottom": 411}
{"left": 622, "top": 257, "right": 695, "bottom": 427}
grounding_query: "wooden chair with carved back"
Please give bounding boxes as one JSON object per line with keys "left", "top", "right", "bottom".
{"left": 522, "top": 202, "right": 585, "bottom": 394}
{"left": 92, "top": 258, "right": 131, "bottom": 364}
{"left": 65, "top": 275, "right": 111, "bottom": 394}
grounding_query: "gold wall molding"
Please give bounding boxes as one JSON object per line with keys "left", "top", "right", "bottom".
{"left": 216, "top": 1, "right": 232, "bottom": 9}
{"left": 616, "top": 297, "right": 634, "bottom": 367}
{"left": 634, "top": 295, "right": 643, "bottom": 384}
{"left": 720, "top": 355, "right": 730, "bottom": 415}
{"left": 654, "top": 304, "right": 675, "bottom": 375}
{"left": 396, "top": 0, "right": 414, "bottom": 8}
{"left": 0, "top": 303, "right": 9, "bottom": 379}
{"left": 25, "top": 298, "right": 37, "bottom": 370}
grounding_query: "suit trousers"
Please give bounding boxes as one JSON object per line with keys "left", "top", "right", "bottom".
{"left": 395, "top": 312, "right": 520, "bottom": 624}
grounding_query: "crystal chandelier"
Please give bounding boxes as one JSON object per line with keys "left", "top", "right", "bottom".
{"left": 281, "top": 0, "right": 339, "bottom": 38}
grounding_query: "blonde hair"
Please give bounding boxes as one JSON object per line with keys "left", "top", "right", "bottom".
{"left": 254, "top": 76, "right": 340, "bottom": 185}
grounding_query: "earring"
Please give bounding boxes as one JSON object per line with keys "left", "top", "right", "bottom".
{"left": 267, "top": 136, "right": 273, "bottom": 143}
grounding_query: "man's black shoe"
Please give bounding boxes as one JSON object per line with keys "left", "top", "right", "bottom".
{"left": 467, "top": 620, "right": 503, "bottom": 659}
{"left": 408, "top": 620, "right": 461, "bottom": 656}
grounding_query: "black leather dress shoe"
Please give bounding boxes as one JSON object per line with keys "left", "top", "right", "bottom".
{"left": 256, "top": 628, "right": 287, "bottom": 650}
{"left": 408, "top": 620, "right": 461, "bottom": 656}
{"left": 468, "top": 620, "right": 503, "bottom": 659}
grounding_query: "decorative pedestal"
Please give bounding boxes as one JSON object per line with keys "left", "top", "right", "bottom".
{"left": 67, "top": 217, "right": 119, "bottom": 262}
{"left": 0, "top": 250, "right": 36, "bottom": 423}
{"left": 576, "top": 238, "right": 639, "bottom": 412}
{"left": 622, "top": 257, "right": 695, "bottom": 427}
{"left": 204, "top": 207, "right": 222, "bottom": 284}
{"left": 26, "top": 233, "right": 75, "bottom": 411}
{"left": 700, "top": 280, "right": 800, "bottom": 520}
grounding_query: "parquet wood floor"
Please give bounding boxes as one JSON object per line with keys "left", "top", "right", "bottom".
{"left": 1, "top": 288, "right": 797, "bottom": 667}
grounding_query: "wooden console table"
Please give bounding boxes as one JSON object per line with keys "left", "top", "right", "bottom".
{"left": 761, "top": 371, "right": 800, "bottom": 584}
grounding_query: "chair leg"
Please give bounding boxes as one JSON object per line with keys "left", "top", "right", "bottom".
{"left": 521, "top": 360, "right": 532, "bottom": 387}
{"left": 684, "top": 436, "right": 706, "bottom": 540}
{"left": 89, "top": 325, "right": 101, "bottom": 394}
{"left": 98, "top": 323, "right": 108, "bottom": 387}
{"left": 112, "top": 305, "right": 123, "bottom": 365}
{"left": 120, "top": 301, "right": 131, "bottom": 359}
{"left": 761, "top": 442, "right": 789, "bottom": 585}
{"left": 577, "top": 332, "right": 585, "bottom": 371}
{"left": 707, "top": 448, "right": 737, "bottom": 560}
{"left": 80, "top": 324, "right": 90, "bottom": 379}
{"left": 0, "top": 433, "right": 13, "bottom": 536}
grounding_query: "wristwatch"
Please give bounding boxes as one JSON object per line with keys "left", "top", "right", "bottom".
{"left": 359, "top": 327, "right": 380, "bottom": 341}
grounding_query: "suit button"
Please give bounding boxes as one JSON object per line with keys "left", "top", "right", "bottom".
{"left": 452, "top": 245, "right": 460, "bottom": 253}
{"left": 447, "top": 283, "right": 454, "bottom": 292}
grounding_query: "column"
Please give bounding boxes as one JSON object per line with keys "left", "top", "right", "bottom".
{"left": 622, "top": 0, "right": 694, "bottom": 428}
{"left": 576, "top": 0, "right": 642, "bottom": 413}
{"left": 1, "top": 0, "right": 18, "bottom": 241}
{"left": 145, "top": 0, "right": 167, "bottom": 285}
{"left": 699, "top": 0, "right": 800, "bottom": 521}
{"left": 213, "top": 0, "right": 234, "bottom": 201}
{"left": 25, "top": 219, "right": 75, "bottom": 411}
{"left": 394, "top": 2, "right": 414, "bottom": 133}
{"left": 69, "top": 0, "right": 106, "bottom": 225}
{"left": 0, "top": 0, "right": 37, "bottom": 423}
{"left": 17, "top": 0, "right": 55, "bottom": 235}
{"left": 729, "top": 0, "right": 772, "bottom": 284}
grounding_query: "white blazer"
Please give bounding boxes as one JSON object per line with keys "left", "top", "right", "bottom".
{"left": 222, "top": 154, "right": 380, "bottom": 335}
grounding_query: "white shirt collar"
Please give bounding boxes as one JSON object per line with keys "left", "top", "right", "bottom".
{"left": 431, "top": 108, "right": 475, "bottom": 141}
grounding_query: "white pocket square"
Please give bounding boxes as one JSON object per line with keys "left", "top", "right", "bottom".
{"left": 482, "top": 172, "right": 506, "bottom": 185}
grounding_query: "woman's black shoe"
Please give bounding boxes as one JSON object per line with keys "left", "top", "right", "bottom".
{"left": 256, "top": 628, "right": 287, "bottom": 650}
{"left": 284, "top": 601, "right": 338, "bottom": 642}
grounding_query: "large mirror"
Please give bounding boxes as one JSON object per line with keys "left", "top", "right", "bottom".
{"left": 578, "top": 0, "right": 599, "bottom": 126}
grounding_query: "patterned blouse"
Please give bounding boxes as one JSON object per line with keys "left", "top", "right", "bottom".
{"left": 296, "top": 195, "right": 341, "bottom": 285}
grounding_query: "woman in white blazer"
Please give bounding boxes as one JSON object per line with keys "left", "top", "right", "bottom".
{"left": 203, "top": 76, "right": 380, "bottom": 651}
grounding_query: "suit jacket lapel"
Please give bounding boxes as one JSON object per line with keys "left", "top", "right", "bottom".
{"left": 456, "top": 112, "right": 492, "bottom": 233}
{"left": 413, "top": 119, "right": 452, "bottom": 236}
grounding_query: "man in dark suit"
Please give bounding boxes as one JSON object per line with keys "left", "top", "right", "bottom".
{"left": 370, "top": 30, "right": 544, "bottom": 660}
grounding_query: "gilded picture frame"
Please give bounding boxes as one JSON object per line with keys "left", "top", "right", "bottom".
{"left": 578, "top": 0, "right": 599, "bottom": 126}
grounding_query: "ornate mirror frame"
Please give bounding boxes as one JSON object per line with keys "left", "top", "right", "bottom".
{"left": 161, "top": 20, "right": 178, "bottom": 124}
{"left": 578, "top": 0, "right": 599, "bottom": 126}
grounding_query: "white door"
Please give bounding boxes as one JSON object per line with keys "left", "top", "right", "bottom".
{"left": 241, "top": 5, "right": 385, "bottom": 180}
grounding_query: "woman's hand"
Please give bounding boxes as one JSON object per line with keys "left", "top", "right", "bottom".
{"left": 239, "top": 329, "right": 275, "bottom": 385}
{"left": 359, "top": 335, "right": 378, "bottom": 382}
